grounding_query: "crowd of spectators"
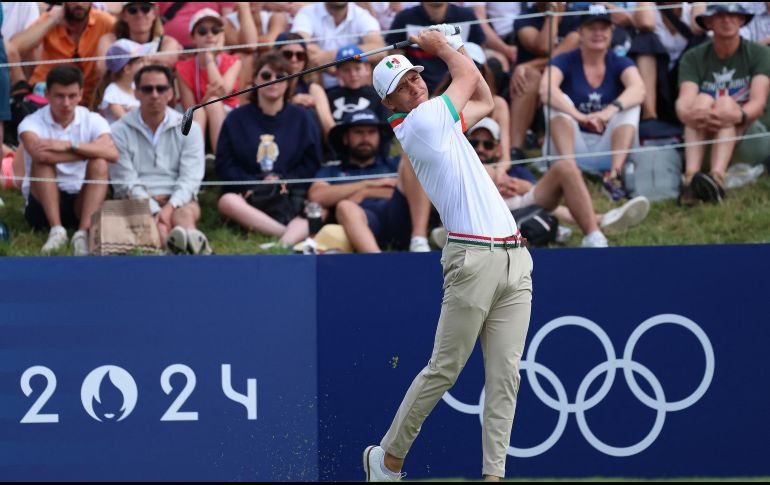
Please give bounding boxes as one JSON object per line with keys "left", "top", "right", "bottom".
{"left": 0, "top": 2, "right": 768, "bottom": 255}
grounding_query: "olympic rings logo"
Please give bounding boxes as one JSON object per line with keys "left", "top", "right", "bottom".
{"left": 441, "top": 314, "right": 715, "bottom": 458}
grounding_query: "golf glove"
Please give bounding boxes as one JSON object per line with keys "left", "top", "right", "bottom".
{"left": 427, "top": 23, "right": 464, "bottom": 51}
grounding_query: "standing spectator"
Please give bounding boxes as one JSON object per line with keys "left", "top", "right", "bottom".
{"left": 96, "top": 2, "right": 184, "bottom": 73}
{"left": 466, "top": 2, "right": 520, "bottom": 71}
{"left": 276, "top": 32, "right": 335, "bottom": 140}
{"left": 177, "top": 9, "right": 241, "bottom": 151}
{"left": 156, "top": 2, "right": 234, "bottom": 48}
{"left": 291, "top": 2, "right": 384, "bottom": 88}
{"left": 632, "top": 2, "right": 706, "bottom": 124}
{"left": 542, "top": 5, "right": 645, "bottom": 200}
{"left": 111, "top": 65, "right": 210, "bottom": 255}
{"left": 13, "top": 2, "right": 114, "bottom": 107}
{"left": 468, "top": 117, "right": 650, "bottom": 248}
{"left": 676, "top": 4, "right": 770, "bottom": 205}
{"left": 386, "top": 2, "right": 486, "bottom": 95}
{"left": 18, "top": 65, "right": 118, "bottom": 255}
{"left": 326, "top": 45, "right": 389, "bottom": 124}
{"left": 216, "top": 53, "right": 322, "bottom": 248}
{"left": 96, "top": 39, "right": 149, "bottom": 124}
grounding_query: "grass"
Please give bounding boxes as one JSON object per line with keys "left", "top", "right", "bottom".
{"left": 1, "top": 173, "right": 768, "bottom": 256}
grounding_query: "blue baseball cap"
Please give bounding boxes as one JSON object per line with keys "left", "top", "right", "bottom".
{"left": 335, "top": 44, "right": 364, "bottom": 63}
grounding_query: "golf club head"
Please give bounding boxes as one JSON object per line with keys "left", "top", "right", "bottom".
{"left": 181, "top": 107, "right": 195, "bottom": 136}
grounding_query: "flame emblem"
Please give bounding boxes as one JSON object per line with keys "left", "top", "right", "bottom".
{"left": 81, "top": 366, "right": 138, "bottom": 422}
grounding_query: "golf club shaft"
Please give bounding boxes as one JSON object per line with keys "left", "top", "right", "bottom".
{"left": 191, "top": 40, "right": 413, "bottom": 112}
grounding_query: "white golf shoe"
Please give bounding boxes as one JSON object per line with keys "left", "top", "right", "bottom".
{"left": 363, "top": 445, "right": 403, "bottom": 482}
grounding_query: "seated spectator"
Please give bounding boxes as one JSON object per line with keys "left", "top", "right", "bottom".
{"left": 18, "top": 65, "right": 118, "bottom": 255}
{"left": 275, "top": 32, "right": 335, "bottom": 140}
{"left": 676, "top": 4, "right": 770, "bottom": 206}
{"left": 96, "top": 39, "right": 149, "bottom": 124}
{"left": 0, "top": 19, "right": 9, "bottom": 153}
{"left": 542, "top": 5, "right": 645, "bottom": 200}
{"left": 291, "top": 2, "right": 384, "bottom": 88}
{"left": 509, "top": 2, "right": 580, "bottom": 161}
{"left": 216, "top": 53, "right": 322, "bottom": 247}
{"left": 110, "top": 65, "right": 210, "bottom": 255}
{"left": 308, "top": 109, "right": 431, "bottom": 253}
{"left": 467, "top": 117, "right": 650, "bottom": 248}
{"left": 386, "top": 2, "right": 485, "bottom": 95}
{"left": 177, "top": 9, "right": 241, "bottom": 150}
{"left": 741, "top": 3, "right": 770, "bottom": 45}
{"left": 359, "top": 2, "right": 416, "bottom": 31}
{"left": 466, "top": 2, "right": 520, "bottom": 72}
{"left": 326, "top": 45, "right": 389, "bottom": 124}
{"left": 224, "top": 2, "right": 288, "bottom": 49}
{"left": 156, "top": 2, "right": 234, "bottom": 49}
{"left": 12, "top": 2, "right": 114, "bottom": 107}
{"left": 632, "top": 2, "right": 706, "bottom": 125}
{"left": 2, "top": 2, "right": 39, "bottom": 85}
{"left": 96, "top": 2, "right": 183, "bottom": 73}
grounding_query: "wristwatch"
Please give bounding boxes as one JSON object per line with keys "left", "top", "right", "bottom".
{"left": 611, "top": 99, "right": 625, "bottom": 112}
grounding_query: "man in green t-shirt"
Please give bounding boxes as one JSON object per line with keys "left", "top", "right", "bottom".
{"left": 676, "top": 4, "right": 770, "bottom": 206}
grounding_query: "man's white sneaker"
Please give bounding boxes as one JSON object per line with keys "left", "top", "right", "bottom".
{"left": 41, "top": 226, "right": 68, "bottom": 254}
{"left": 363, "top": 446, "right": 402, "bottom": 482}
{"left": 409, "top": 236, "right": 431, "bottom": 252}
{"left": 430, "top": 226, "right": 448, "bottom": 249}
{"left": 581, "top": 231, "right": 609, "bottom": 248}
{"left": 166, "top": 226, "right": 188, "bottom": 254}
{"left": 71, "top": 230, "right": 89, "bottom": 256}
{"left": 600, "top": 196, "right": 650, "bottom": 234}
{"left": 187, "top": 228, "right": 212, "bottom": 255}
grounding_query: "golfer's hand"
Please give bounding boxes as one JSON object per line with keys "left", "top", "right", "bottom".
{"left": 410, "top": 29, "right": 450, "bottom": 56}
{"left": 426, "top": 24, "right": 456, "bottom": 37}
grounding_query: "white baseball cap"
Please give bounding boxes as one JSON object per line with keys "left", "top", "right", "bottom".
{"left": 373, "top": 55, "right": 424, "bottom": 100}
{"left": 467, "top": 117, "right": 501, "bottom": 141}
{"left": 189, "top": 8, "right": 223, "bottom": 35}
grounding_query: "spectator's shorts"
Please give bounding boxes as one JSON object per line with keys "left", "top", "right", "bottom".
{"left": 504, "top": 187, "right": 536, "bottom": 212}
{"left": 0, "top": 39, "right": 10, "bottom": 122}
{"left": 25, "top": 190, "right": 80, "bottom": 230}
{"left": 245, "top": 187, "right": 307, "bottom": 226}
{"left": 360, "top": 188, "right": 412, "bottom": 250}
{"left": 545, "top": 95, "right": 641, "bottom": 174}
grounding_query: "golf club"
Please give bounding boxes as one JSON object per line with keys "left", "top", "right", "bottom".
{"left": 180, "top": 25, "right": 462, "bottom": 135}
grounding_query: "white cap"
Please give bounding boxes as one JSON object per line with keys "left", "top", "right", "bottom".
{"left": 189, "top": 8, "right": 223, "bottom": 34}
{"left": 373, "top": 55, "right": 424, "bottom": 100}
{"left": 465, "top": 42, "right": 486, "bottom": 65}
{"left": 467, "top": 117, "right": 501, "bottom": 141}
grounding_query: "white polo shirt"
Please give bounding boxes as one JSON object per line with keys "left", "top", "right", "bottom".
{"left": 389, "top": 95, "right": 517, "bottom": 238}
{"left": 18, "top": 105, "right": 111, "bottom": 200}
{"left": 464, "top": 2, "right": 521, "bottom": 38}
{"left": 291, "top": 3, "right": 380, "bottom": 87}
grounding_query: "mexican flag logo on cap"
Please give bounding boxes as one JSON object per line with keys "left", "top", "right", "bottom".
{"left": 386, "top": 57, "right": 401, "bottom": 69}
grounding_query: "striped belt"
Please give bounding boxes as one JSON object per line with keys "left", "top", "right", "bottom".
{"left": 447, "top": 232, "right": 526, "bottom": 249}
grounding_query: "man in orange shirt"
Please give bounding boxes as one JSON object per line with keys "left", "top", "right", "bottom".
{"left": 12, "top": 3, "right": 114, "bottom": 107}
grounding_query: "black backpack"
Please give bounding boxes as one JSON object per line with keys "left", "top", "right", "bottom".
{"left": 511, "top": 205, "right": 559, "bottom": 247}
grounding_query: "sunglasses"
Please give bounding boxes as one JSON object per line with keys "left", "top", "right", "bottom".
{"left": 126, "top": 4, "right": 152, "bottom": 15}
{"left": 258, "top": 71, "right": 288, "bottom": 82}
{"left": 282, "top": 50, "right": 307, "bottom": 62}
{"left": 469, "top": 139, "right": 497, "bottom": 150}
{"left": 195, "top": 25, "right": 223, "bottom": 36}
{"left": 138, "top": 84, "right": 171, "bottom": 94}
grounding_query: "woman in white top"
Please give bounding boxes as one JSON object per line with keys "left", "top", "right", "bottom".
{"left": 96, "top": 2, "right": 183, "bottom": 73}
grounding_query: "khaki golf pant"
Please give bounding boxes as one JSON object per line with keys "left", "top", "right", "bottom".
{"left": 380, "top": 242, "right": 533, "bottom": 478}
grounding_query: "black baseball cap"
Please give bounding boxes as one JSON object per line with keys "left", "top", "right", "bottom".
{"left": 580, "top": 4, "right": 613, "bottom": 27}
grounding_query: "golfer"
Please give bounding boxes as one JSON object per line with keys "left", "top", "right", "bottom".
{"left": 363, "top": 26, "right": 534, "bottom": 482}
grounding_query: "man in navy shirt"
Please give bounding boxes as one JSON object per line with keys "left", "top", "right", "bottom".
{"left": 385, "top": 2, "right": 485, "bottom": 94}
{"left": 308, "top": 109, "right": 430, "bottom": 253}
{"left": 509, "top": 2, "right": 581, "bottom": 161}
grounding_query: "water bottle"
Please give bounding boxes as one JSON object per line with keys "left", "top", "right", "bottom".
{"left": 0, "top": 220, "right": 10, "bottom": 243}
{"left": 306, "top": 202, "right": 323, "bottom": 237}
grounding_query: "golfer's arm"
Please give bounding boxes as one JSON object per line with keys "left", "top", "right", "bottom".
{"left": 441, "top": 45, "right": 487, "bottom": 117}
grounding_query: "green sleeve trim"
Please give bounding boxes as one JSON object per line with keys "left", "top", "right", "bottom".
{"left": 440, "top": 94, "right": 460, "bottom": 123}
{"left": 387, "top": 113, "right": 407, "bottom": 122}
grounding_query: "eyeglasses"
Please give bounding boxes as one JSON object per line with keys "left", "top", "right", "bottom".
{"left": 138, "top": 84, "right": 171, "bottom": 94}
{"left": 195, "top": 25, "right": 223, "bottom": 36}
{"left": 282, "top": 50, "right": 307, "bottom": 62}
{"left": 469, "top": 139, "right": 496, "bottom": 150}
{"left": 259, "top": 71, "right": 288, "bottom": 81}
{"left": 126, "top": 4, "right": 152, "bottom": 15}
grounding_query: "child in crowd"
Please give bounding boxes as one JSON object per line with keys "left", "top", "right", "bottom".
{"left": 98, "top": 39, "right": 149, "bottom": 124}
